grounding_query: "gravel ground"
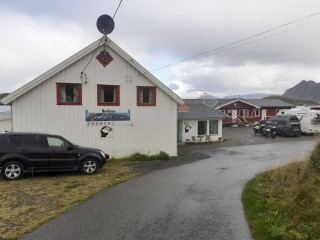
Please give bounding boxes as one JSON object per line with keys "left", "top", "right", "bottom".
{"left": 130, "top": 126, "right": 318, "bottom": 173}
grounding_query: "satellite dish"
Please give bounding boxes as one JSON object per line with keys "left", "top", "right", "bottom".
{"left": 96, "top": 15, "right": 115, "bottom": 35}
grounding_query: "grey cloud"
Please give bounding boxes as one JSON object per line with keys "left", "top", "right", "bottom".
{"left": 167, "top": 83, "right": 179, "bottom": 91}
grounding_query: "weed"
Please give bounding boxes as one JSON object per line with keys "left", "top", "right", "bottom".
{"left": 309, "top": 142, "right": 320, "bottom": 173}
{"left": 243, "top": 158, "right": 320, "bottom": 240}
{"left": 121, "top": 151, "right": 171, "bottom": 162}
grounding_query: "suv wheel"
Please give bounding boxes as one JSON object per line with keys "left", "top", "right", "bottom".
{"left": 80, "top": 158, "right": 98, "bottom": 175}
{"left": 2, "top": 161, "right": 24, "bottom": 180}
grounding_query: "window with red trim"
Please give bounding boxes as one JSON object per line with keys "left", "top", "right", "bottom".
{"left": 97, "top": 85, "right": 120, "bottom": 106}
{"left": 137, "top": 86, "right": 156, "bottom": 106}
{"left": 56, "top": 83, "right": 82, "bottom": 105}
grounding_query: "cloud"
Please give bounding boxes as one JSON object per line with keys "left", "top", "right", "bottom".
{"left": 0, "top": 8, "right": 95, "bottom": 93}
{"left": 171, "top": 60, "right": 320, "bottom": 98}
{"left": 2, "top": 0, "right": 320, "bottom": 99}
{"left": 167, "top": 83, "right": 179, "bottom": 91}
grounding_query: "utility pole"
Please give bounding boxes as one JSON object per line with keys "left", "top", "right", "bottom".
{"left": 202, "top": 92, "right": 207, "bottom": 104}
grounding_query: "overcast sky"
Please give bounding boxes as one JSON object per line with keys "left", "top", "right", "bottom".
{"left": 1, "top": 0, "right": 320, "bottom": 99}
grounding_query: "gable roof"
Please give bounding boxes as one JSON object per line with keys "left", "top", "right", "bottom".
{"left": 0, "top": 93, "right": 9, "bottom": 105}
{"left": 1, "top": 38, "right": 183, "bottom": 105}
{"left": 244, "top": 99, "right": 294, "bottom": 108}
{"left": 184, "top": 98, "right": 294, "bottom": 109}
{"left": 178, "top": 103, "right": 228, "bottom": 120}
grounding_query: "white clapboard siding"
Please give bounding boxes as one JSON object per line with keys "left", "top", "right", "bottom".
{"left": 0, "top": 119, "right": 11, "bottom": 133}
{"left": 11, "top": 44, "right": 179, "bottom": 157}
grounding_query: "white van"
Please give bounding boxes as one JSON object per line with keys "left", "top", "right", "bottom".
{"left": 277, "top": 108, "right": 320, "bottom": 134}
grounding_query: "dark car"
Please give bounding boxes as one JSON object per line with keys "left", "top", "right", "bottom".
{"left": 0, "top": 132, "right": 109, "bottom": 180}
{"left": 266, "top": 115, "right": 302, "bottom": 136}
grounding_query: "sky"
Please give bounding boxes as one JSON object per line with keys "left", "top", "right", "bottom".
{"left": 1, "top": 0, "right": 320, "bottom": 100}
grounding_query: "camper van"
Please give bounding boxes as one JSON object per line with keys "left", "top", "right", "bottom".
{"left": 277, "top": 108, "right": 320, "bottom": 134}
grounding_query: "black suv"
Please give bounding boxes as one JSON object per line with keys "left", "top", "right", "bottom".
{"left": 266, "top": 115, "right": 302, "bottom": 137}
{"left": 0, "top": 132, "right": 109, "bottom": 180}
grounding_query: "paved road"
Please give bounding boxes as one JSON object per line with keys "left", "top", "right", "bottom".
{"left": 23, "top": 140, "right": 316, "bottom": 240}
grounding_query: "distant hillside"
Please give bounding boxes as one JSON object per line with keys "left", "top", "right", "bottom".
{"left": 282, "top": 80, "right": 320, "bottom": 102}
{"left": 224, "top": 93, "right": 272, "bottom": 99}
{"left": 199, "top": 94, "right": 218, "bottom": 99}
{"left": 264, "top": 95, "right": 319, "bottom": 105}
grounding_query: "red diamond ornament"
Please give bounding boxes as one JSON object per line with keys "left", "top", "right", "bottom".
{"left": 96, "top": 51, "right": 113, "bottom": 67}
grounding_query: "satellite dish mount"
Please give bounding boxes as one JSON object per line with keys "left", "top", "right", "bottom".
{"left": 96, "top": 14, "right": 115, "bottom": 63}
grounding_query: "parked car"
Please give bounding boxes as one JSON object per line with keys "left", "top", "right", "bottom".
{"left": 0, "top": 132, "right": 109, "bottom": 180}
{"left": 266, "top": 115, "right": 302, "bottom": 137}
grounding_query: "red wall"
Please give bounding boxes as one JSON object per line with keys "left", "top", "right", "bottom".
{"left": 220, "top": 101, "right": 290, "bottom": 125}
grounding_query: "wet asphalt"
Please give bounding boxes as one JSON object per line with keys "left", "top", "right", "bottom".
{"left": 22, "top": 128, "right": 317, "bottom": 240}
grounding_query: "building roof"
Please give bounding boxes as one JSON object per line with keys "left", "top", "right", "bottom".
{"left": 0, "top": 93, "right": 9, "bottom": 105}
{"left": 184, "top": 98, "right": 294, "bottom": 109}
{"left": 1, "top": 38, "right": 183, "bottom": 105}
{"left": 244, "top": 99, "right": 294, "bottom": 108}
{"left": 178, "top": 103, "right": 228, "bottom": 120}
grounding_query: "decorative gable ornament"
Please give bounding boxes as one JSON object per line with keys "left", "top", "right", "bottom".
{"left": 96, "top": 51, "right": 113, "bottom": 67}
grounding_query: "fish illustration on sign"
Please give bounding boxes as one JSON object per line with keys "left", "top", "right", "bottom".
{"left": 85, "top": 110, "right": 130, "bottom": 122}
{"left": 101, "top": 126, "right": 113, "bottom": 138}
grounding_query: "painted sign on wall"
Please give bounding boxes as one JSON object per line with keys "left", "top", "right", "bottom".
{"left": 85, "top": 109, "right": 130, "bottom": 122}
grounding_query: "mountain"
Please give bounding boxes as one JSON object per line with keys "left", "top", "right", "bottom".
{"left": 0, "top": 106, "right": 11, "bottom": 112}
{"left": 223, "top": 93, "right": 272, "bottom": 99}
{"left": 282, "top": 80, "right": 320, "bottom": 102}
{"left": 264, "top": 95, "right": 319, "bottom": 105}
{"left": 199, "top": 94, "right": 218, "bottom": 99}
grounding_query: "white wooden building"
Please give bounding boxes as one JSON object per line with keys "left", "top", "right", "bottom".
{"left": 1, "top": 38, "right": 183, "bottom": 157}
{"left": 178, "top": 101, "right": 227, "bottom": 143}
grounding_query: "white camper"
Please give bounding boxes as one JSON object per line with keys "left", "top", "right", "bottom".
{"left": 277, "top": 108, "right": 320, "bottom": 134}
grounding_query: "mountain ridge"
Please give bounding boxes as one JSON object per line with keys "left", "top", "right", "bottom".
{"left": 282, "top": 80, "right": 320, "bottom": 102}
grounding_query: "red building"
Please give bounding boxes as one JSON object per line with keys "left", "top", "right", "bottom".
{"left": 184, "top": 99, "right": 294, "bottom": 125}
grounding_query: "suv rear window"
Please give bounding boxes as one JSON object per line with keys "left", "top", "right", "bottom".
{"left": 8, "top": 135, "right": 41, "bottom": 148}
{"left": 290, "top": 121, "right": 300, "bottom": 126}
{"left": 21, "top": 135, "right": 39, "bottom": 148}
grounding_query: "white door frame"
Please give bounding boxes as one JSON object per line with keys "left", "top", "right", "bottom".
{"left": 232, "top": 109, "right": 237, "bottom": 121}
{"left": 261, "top": 109, "right": 267, "bottom": 120}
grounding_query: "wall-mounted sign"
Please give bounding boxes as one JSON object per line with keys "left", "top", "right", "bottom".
{"left": 178, "top": 104, "right": 189, "bottom": 113}
{"left": 85, "top": 110, "right": 130, "bottom": 122}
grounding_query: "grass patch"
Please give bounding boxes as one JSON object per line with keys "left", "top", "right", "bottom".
{"left": 243, "top": 143, "right": 320, "bottom": 240}
{"left": 111, "top": 151, "right": 171, "bottom": 162}
{"left": 0, "top": 151, "right": 170, "bottom": 240}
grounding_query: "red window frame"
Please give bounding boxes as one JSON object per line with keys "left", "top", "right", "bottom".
{"left": 137, "top": 86, "right": 156, "bottom": 106}
{"left": 97, "top": 84, "right": 120, "bottom": 106}
{"left": 56, "top": 83, "right": 82, "bottom": 105}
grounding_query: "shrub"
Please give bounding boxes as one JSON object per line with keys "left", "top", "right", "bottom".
{"left": 128, "top": 151, "right": 170, "bottom": 162}
{"left": 128, "top": 153, "right": 149, "bottom": 162}
{"left": 309, "top": 142, "right": 320, "bottom": 173}
{"left": 150, "top": 151, "right": 170, "bottom": 161}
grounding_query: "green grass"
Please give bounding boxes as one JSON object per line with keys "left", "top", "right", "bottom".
{"left": 0, "top": 151, "right": 169, "bottom": 240}
{"left": 243, "top": 143, "right": 320, "bottom": 240}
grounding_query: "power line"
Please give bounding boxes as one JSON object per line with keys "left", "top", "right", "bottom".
{"left": 150, "top": 11, "right": 320, "bottom": 72}
{"left": 113, "top": 0, "right": 123, "bottom": 19}
{"left": 80, "top": 0, "right": 124, "bottom": 78}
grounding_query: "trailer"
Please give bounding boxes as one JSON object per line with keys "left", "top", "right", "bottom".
{"left": 277, "top": 108, "right": 320, "bottom": 134}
